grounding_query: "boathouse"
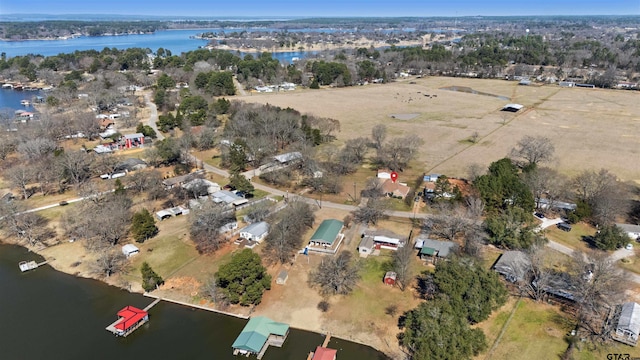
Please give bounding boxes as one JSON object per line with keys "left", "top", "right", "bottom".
{"left": 106, "top": 306, "right": 149, "bottom": 337}
{"left": 232, "top": 316, "right": 289, "bottom": 359}
{"left": 312, "top": 346, "right": 337, "bottom": 360}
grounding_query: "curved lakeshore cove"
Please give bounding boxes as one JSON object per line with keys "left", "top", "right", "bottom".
{"left": 0, "top": 28, "right": 327, "bottom": 61}
{"left": 0, "top": 244, "right": 388, "bottom": 359}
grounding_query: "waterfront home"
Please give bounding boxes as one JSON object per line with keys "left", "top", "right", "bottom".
{"left": 239, "top": 221, "right": 270, "bottom": 242}
{"left": 307, "top": 219, "right": 344, "bottom": 254}
{"left": 232, "top": 316, "right": 289, "bottom": 359}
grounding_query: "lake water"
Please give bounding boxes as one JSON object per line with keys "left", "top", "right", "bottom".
{"left": 0, "top": 88, "right": 41, "bottom": 114}
{"left": 0, "top": 244, "right": 388, "bottom": 359}
{"left": 0, "top": 28, "right": 320, "bottom": 62}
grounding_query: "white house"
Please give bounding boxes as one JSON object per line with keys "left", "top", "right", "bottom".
{"left": 613, "top": 302, "right": 640, "bottom": 346}
{"left": 239, "top": 222, "right": 269, "bottom": 242}
{"left": 616, "top": 224, "right": 640, "bottom": 241}
{"left": 121, "top": 244, "right": 140, "bottom": 258}
{"left": 219, "top": 221, "right": 238, "bottom": 233}
{"left": 358, "top": 236, "right": 375, "bottom": 257}
{"left": 373, "top": 235, "right": 403, "bottom": 250}
{"left": 211, "top": 190, "right": 242, "bottom": 205}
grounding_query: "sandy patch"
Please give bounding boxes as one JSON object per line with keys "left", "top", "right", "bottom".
{"left": 389, "top": 113, "right": 420, "bottom": 120}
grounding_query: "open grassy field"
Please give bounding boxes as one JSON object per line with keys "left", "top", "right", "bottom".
{"left": 544, "top": 222, "right": 597, "bottom": 253}
{"left": 238, "top": 77, "right": 640, "bottom": 183}
{"left": 477, "top": 298, "right": 576, "bottom": 360}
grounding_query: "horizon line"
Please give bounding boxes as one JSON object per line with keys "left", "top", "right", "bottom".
{"left": 2, "top": 13, "right": 640, "bottom": 18}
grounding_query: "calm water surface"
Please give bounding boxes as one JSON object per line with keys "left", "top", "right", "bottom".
{"left": 0, "top": 244, "right": 388, "bottom": 360}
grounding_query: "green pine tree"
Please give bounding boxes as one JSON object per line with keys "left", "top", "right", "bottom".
{"left": 131, "top": 209, "right": 159, "bottom": 243}
{"left": 141, "top": 262, "right": 164, "bottom": 292}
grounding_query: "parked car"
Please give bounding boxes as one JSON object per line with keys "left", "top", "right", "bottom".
{"left": 534, "top": 212, "right": 545, "bottom": 219}
{"left": 59, "top": 201, "right": 69, "bottom": 206}
{"left": 626, "top": 243, "right": 634, "bottom": 250}
{"left": 557, "top": 223, "right": 572, "bottom": 232}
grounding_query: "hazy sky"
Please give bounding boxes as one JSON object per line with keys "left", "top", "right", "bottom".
{"left": 1, "top": 0, "right": 638, "bottom": 17}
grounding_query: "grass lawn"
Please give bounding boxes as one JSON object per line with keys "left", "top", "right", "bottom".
{"left": 618, "top": 249, "right": 640, "bottom": 274}
{"left": 329, "top": 255, "right": 421, "bottom": 339}
{"left": 544, "top": 222, "right": 596, "bottom": 253}
{"left": 124, "top": 216, "right": 198, "bottom": 282}
{"left": 573, "top": 340, "right": 640, "bottom": 360}
{"left": 480, "top": 298, "right": 575, "bottom": 360}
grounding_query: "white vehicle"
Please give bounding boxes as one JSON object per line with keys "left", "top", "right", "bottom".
{"left": 626, "top": 243, "right": 634, "bottom": 250}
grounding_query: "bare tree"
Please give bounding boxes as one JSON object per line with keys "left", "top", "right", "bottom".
{"left": 573, "top": 169, "right": 628, "bottom": 224}
{"left": 244, "top": 201, "right": 272, "bottom": 223}
{"left": 16, "top": 137, "right": 57, "bottom": 160}
{"left": 309, "top": 250, "right": 360, "bottom": 296}
{"left": 189, "top": 202, "right": 236, "bottom": 254}
{"left": 465, "top": 195, "right": 485, "bottom": 219}
{"left": 91, "top": 249, "right": 126, "bottom": 278}
{"left": 510, "top": 135, "right": 555, "bottom": 167}
{"left": 570, "top": 250, "right": 627, "bottom": 340}
{"left": 5, "top": 164, "right": 34, "bottom": 199}
{"left": 126, "top": 170, "right": 163, "bottom": 193}
{"left": 425, "top": 206, "right": 470, "bottom": 241}
{"left": 0, "top": 134, "right": 17, "bottom": 160}
{"left": 0, "top": 202, "right": 55, "bottom": 247}
{"left": 264, "top": 199, "right": 315, "bottom": 263}
{"left": 343, "top": 137, "right": 369, "bottom": 162}
{"left": 58, "top": 150, "right": 93, "bottom": 185}
{"left": 353, "top": 198, "right": 388, "bottom": 225}
{"left": 523, "top": 245, "right": 551, "bottom": 301}
{"left": 393, "top": 240, "right": 415, "bottom": 291}
{"left": 371, "top": 124, "right": 387, "bottom": 150}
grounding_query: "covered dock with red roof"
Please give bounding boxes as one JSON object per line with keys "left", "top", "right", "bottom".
{"left": 106, "top": 306, "right": 149, "bottom": 337}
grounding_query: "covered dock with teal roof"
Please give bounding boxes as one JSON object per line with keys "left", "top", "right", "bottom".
{"left": 232, "top": 316, "right": 289, "bottom": 359}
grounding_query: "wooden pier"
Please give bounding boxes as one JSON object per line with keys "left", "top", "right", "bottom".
{"left": 321, "top": 333, "right": 331, "bottom": 347}
{"left": 19, "top": 260, "right": 48, "bottom": 272}
{"left": 143, "top": 298, "right": 161, "bottom": 311}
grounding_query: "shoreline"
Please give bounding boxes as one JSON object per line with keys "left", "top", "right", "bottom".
{"left": 5, "top": 238, "right": 396, "bottom": 358}
{"left": 208, "top": 39, "right": 424, "bottom": 54}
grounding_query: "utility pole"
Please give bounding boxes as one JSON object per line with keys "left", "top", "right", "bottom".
{"left": 353, "top": 182, "right": 357, "bottom": 203}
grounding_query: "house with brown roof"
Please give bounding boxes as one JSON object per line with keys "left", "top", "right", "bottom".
{"left": 380, "top": 179, "right": 411, "bottom": 199}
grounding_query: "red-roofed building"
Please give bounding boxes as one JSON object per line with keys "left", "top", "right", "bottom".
{"left": 312, "top": 346, "right": 337, "bottom": 360}
{"left": 109, "top": 306, "right": 149, "bottom": 336}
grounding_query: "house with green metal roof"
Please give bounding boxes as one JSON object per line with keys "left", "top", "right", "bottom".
{"left": 308, "top": 219, "right": 344, "bottom": 254}
{"left": 232, "top": 316, "right": 289, "bottom": 359}
{"left": 416, "top": 238, "right": 457, "bottom": 264}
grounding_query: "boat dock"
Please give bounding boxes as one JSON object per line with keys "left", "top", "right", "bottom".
{"left": 106, "top": 299, "right": 162, "bottom": 337}
{"left": 143, "top": 298, "right": 161, "bottom": 311}
{"left": 322, "top": 333, "right": 331, "bottom": 347}
{"left": 19, "top": 260, "right": 48, "bottom": 272}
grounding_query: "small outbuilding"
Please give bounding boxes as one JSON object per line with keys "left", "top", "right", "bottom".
{"left": 384, "top": 271, "right": 397, "bottom": 286}
{"left": 358, "top": 236, "right": 375, "bottom": 257}
{"left": 121, "top": 244, "right": 140, "bottom": 258}
{"left": 501, "top": 104, "right": 524, "bottom": 112}
{"left": 276, "top": 270, "right": 289, "bottom": 285}
{"left": 312, "top": 346, "right": 337, "bottom": 360}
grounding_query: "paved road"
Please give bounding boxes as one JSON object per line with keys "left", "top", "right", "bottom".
{"left": 536, "top": 215, "right": 640, "bottom": 283}
{"left": 144, "top": 91, "right": 164, "bottom": 141}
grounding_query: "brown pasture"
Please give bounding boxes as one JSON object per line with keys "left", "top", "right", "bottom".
{"left": 237, "top": 77, "right": 640, "bottom": 183}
